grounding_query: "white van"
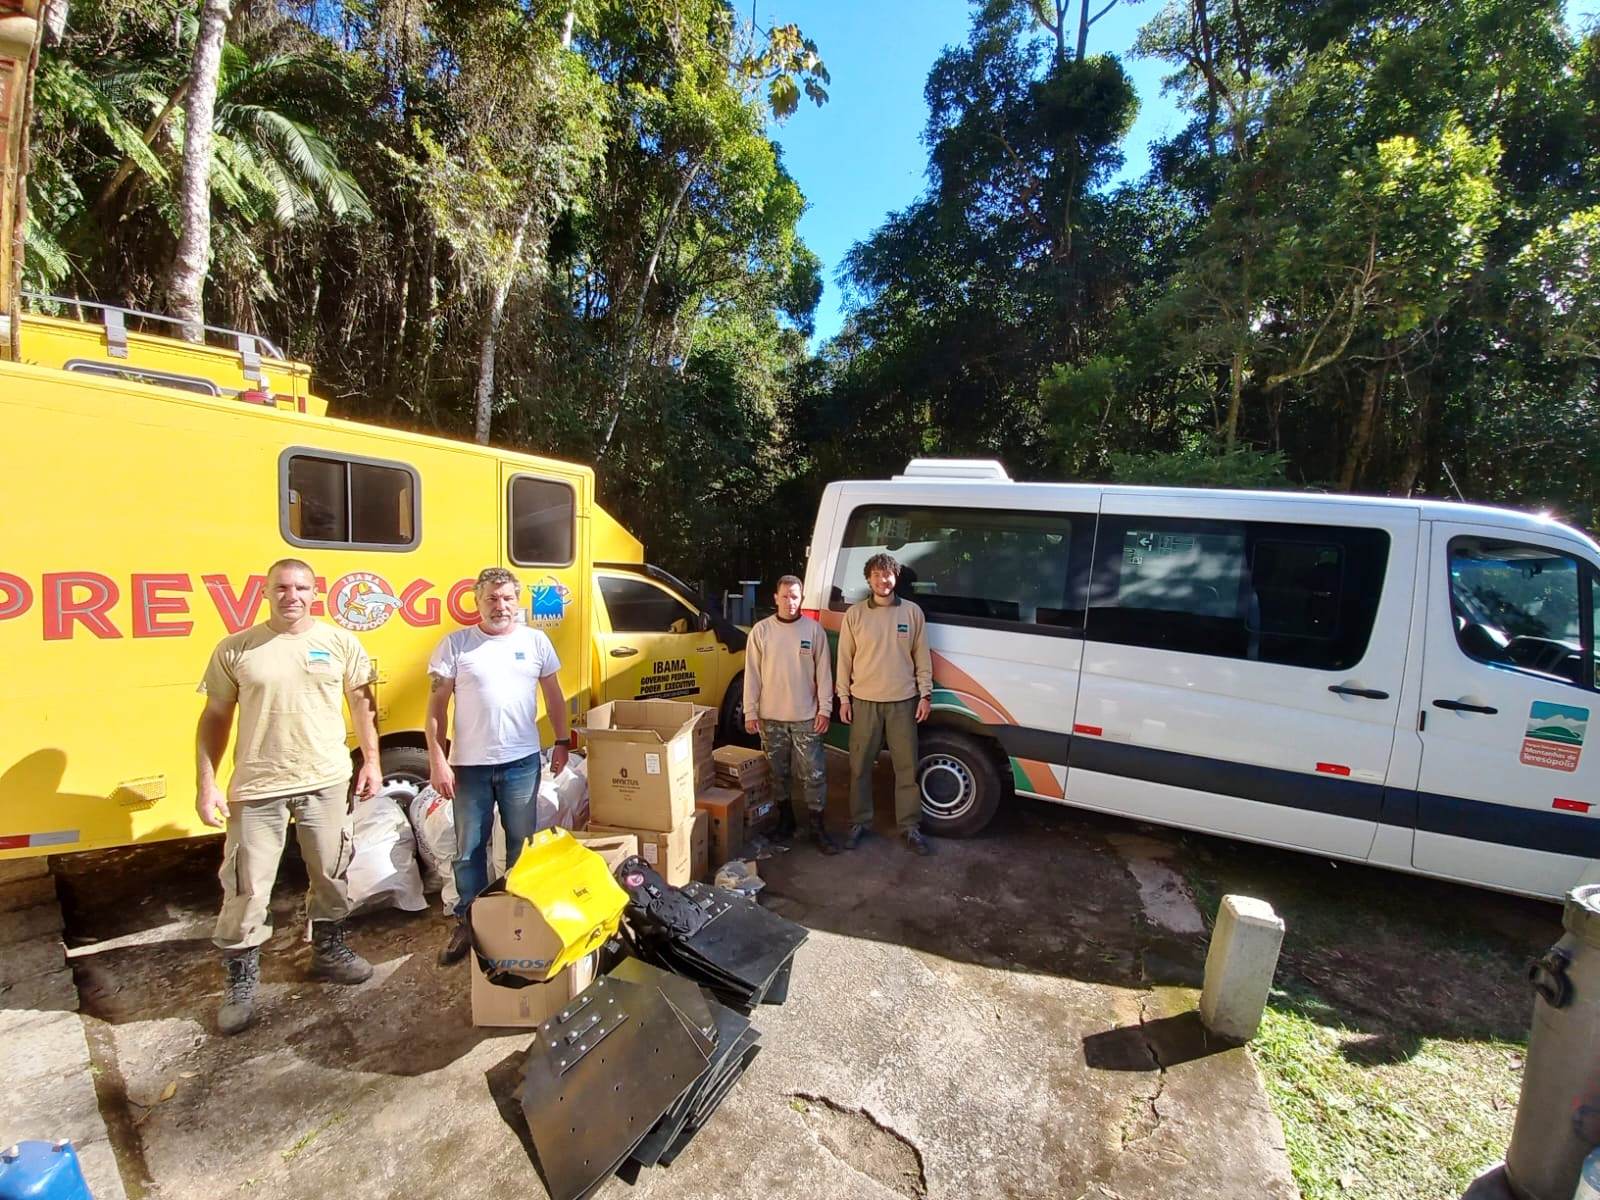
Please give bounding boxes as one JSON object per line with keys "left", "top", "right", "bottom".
{"left": 802, "top": 459, "right": 1600, "bottom": 900}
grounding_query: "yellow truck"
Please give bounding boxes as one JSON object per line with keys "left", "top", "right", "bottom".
{"left": 0, "top": 300, "right": 747, "bottom": 859}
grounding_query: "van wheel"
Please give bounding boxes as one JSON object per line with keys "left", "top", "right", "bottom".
{"left": 718, "top": 674, "right": 757, "bottom": 747}
{"left": 377, "top": 745, "right": 431, "bottom": 801}
{"left": 917, "top": 729, "right": 1002, "bottom": 837}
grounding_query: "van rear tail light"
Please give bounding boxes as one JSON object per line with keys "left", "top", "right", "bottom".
{"left": 238, "top": 389, "right": 274, "bottom": 406}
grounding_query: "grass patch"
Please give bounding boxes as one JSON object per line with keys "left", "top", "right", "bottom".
{"left": 1252, "top": 1000, "right": 1521, "bottom": 1200}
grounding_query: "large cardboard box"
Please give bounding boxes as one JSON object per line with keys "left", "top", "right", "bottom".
{"left": 745, "top": 789, "right": 780, "bottom": 838}
{"left": 583, "top": 700, "right": 700, "bottom": 831}
{"left": 713, "top": 745, "right": 770, "bottom": 790}
{"left": 588, "top": 811, "right": 706, "bottom": 887}
{"left": 570, "top": 830, "right": 639, "bottom": 873}
{"left": 692, "top": 810, "right": 710, "bottom": 881}
{"left": 471, "top": 952, "right": 594, "bottom": 1028}
{"left": 695, "top": 786, "right": 745, "bottom": 867}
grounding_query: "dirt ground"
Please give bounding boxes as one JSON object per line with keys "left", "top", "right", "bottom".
{"left": 34, "top": 751, "right": 1558, "bottom": 1200}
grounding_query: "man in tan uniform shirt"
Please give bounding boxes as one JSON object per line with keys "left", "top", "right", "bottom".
{"left": 196, "top": 558, "right": 382, "bottom": 1035}
{"left": 836, "top": 552, "right": 935, "bottom": 855}
{"left": 743, "top": 575, "right": 838, "bottom": 854}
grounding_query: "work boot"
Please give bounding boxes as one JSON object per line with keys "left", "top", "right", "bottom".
{"left": 309, "top": 920, "right": 373, "bottom": 985}
{"left": 774, "top": 805, "right": 798, "bottom": 842}
{"left": 217, "top": 947, "right": 260, "bottom": 1036}
{"left": 844, "top": 823, "right": 868, "bottom": 851}
{"left": 437, "top": 918, "right": 472, "bottom": 968}
{"left": 809, "top": 813, "right": 839, "bottom": 856}
{"left": 904, "top": 828, "right": 934, "bottom": 857}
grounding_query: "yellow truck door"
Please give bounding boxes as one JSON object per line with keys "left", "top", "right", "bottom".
{"left": 594, "top": 570, "right": 720, "bottom": 706}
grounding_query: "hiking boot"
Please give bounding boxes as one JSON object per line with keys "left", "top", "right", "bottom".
{"left": 217, "top": 947, "right": 260, "bottom": 1036}
{"left": 437, "top": 918, "right": 472, "bottom": 968}
{"left": 773, "top": 805, "right": 798, "bottom": 842}
{"left": 809, "top": 813, "right": 839, "bottom": 856}
{"left": 904, "top": 828, "right": 934, "bottom": 857}
{"left": 309, "top": 920, "right": 373, "bottom": 985}
{"left": 844, "top": 823, "right": 868, "bottom": 851}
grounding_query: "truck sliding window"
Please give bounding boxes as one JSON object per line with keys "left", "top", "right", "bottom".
{"left": 830, "top": 505, "right": 1090, "bottom": 633}
{"left": 509, "top": 476, "right": 575, "bottom": 567}
{"left": 1086, "top": 516, "right": 1389, "bottom": 669}
{"left": 280, "top": 449, "right": 419, "bottom": 550}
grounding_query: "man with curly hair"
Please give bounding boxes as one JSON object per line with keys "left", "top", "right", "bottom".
{"left": 835, "top": 552, "right": 935, "bottom": 855}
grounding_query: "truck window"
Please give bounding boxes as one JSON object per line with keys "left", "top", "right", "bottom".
{"left": 830, "top": 505, "right": 1086, "bottom": 631}
{"left": 1087, "top": 516, "right": 1389, "bottom": 669}
{"left": 1448, "top": 537, "right": 1592, "bottom": 688}
{"left": 281, "top": 450, "right": 418, "bottom": 549}
{"left": 509, "top": 476, "right": 575, "bottom": 566}
{"left": 600, "top": 576, "right": 697, "bottom": 634}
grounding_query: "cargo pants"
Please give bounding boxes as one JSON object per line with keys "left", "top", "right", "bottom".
{"left": 759, "top": 719, "right": 827, "bottom": 821}
{"left": 213, "top": 780, "right": 353, "bottom": 952}
{"left": 847, "top": 697, "right": 922, "bottom": 834}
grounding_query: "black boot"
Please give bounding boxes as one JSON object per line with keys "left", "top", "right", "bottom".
{"left": 844, "top": 823, "right": 868, "bottom": 850}
{"left": 217, "top": 947, "right": 260, "bottom": 1036}
{"left": 809, "top": 813, "right": 839, "bottom": 856}
{"left": 774, "top": 804, "right": 798, "bottom": 842}
{"left": 310, "top": 920, "right": 373, "bottom": 984}
{"left": 437, "top": 918, "right": 472, "bottom": 968}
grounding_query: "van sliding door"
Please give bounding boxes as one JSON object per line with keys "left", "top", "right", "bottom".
{"left": 1070, "top": 495, "right": 1416, "bottom": 859}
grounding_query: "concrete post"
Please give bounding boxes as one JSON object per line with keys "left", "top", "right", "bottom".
{"left": 1199, "top": 894, "right": 1285, "bottom": 1042}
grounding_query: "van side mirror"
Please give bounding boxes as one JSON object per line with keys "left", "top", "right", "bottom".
{"left": 696, "top": 611, "right": 714, "bottom": 633}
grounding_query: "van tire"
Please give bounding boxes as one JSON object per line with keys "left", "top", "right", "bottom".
{"left": 377, "top": 745, "right": 432, "bottom": 801}
{"left": 917, "top": 729, "right": 1003, "bottom": 838}
{"left": 718, "top": 674, "right": 757, "bottom": 747}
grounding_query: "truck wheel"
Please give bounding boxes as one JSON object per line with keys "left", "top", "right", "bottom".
{"left": 377, "top": 745, "right": 431, "bottom": 801}
{"left": 916, "top": 729, "right": 1003, "bottom": 838}
{"left": 718, "top": 674, "right": 757, "bottom": 747}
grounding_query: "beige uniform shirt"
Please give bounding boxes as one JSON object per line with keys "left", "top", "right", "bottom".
{"left": 836, "top": 595, "right": 932, "bottom": 704}
{"left": 743, "top": 615, "right": 832, "bottom": 723}
{"left": 200, "top": 622, "right": 375, "bottom": 801}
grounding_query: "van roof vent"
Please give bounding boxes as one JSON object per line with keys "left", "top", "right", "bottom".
{"left": 894, "top": 458, "right": 1011, "bottom": 481}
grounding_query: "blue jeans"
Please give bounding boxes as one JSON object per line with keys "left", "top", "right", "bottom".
{"left": 451, "top": 751, "right": 542, "bottom": 917}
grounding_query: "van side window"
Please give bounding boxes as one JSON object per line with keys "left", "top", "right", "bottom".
{"left": 600, "top": 576, "right": 697, "bottom": 634}
{"left": 509, "top": 476, "right": 575, "bottom": 566}
{"left": 282, "top": 451, "right": 418, "bottom": 549}
{"left": 1448, "top": 537, "right": 1591, "bottom": 688}
{"left": 1087, "top": 517, "right": 1389, "bottom": 669}
{"left": 831, "top": 506, "right": 1087, "bottom": 631}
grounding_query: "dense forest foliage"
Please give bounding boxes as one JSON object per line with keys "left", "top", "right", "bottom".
{"left": 23, "top": 0, "right": 1600, "bottom": 589}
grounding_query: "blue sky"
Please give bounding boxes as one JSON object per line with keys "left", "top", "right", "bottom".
{"left": 768, "top": 0, "right": 1600, "bottom": 345}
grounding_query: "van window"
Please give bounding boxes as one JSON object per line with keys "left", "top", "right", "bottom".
{"left": 831, "top": 506, "right": 1085, "bottom": 630}
{"left": 509, "top": 476, "right": 575, "bottom": 566}
{"left": 1087, "top": 517, "right": 1389, "bottom": 669}
{"left": 283, "top": 451, "right": 418, "bottom": 549}
{"left": 1448, "top": 537, "right": 1591, "bottom": 688}
{"left": 600, "top": 576, "right": 697, "bottom": 634}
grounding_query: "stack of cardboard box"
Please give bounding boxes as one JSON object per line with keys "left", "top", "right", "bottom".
{"left": 580, "top": 700, "right": 710, "bottom": 888}
{"left": 469, "top": 890, "right": 597, "bottom": 1028}
{"left": 711, "top": 746, "right": 779, "bottom": 844}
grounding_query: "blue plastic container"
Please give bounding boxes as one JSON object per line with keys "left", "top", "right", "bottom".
{"left": 1576, "top": 1146, "right": 1600, "bottom": 1200}
{"left": 0, "top": 1141, "right": 94, "bottom": 1200}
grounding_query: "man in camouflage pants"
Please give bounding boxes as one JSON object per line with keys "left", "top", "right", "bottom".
{"left": 743, "top": 575, "right": 839, "bottom": 854}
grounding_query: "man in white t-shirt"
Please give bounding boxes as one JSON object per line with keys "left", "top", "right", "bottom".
{"left": 426, "top": 567, "right": 570, "bottom": 966}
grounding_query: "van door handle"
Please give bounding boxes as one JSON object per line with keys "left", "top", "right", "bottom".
{"left": 1329, "top": 685, "right": 1389, "bottom": 700}
{"left": 609, "top": 647, "right": 638, "bottom": 658}
{"left": 696, "top": 645, "right": 715, "bottom": 653}
{"left": 1432, "top": 698, "right": 1498, "bottom": 715}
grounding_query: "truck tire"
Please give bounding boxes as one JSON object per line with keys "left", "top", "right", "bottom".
{"left": 717, "top": 674, "right": 758, "bottom": 747}
{"left": 377, "top": 744, "right": 431, "bottom": 802}
{"left": 916, "top": 728, "right": 1003, "bottom": 838}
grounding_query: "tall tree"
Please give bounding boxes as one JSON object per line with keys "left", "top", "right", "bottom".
{"left": 167, "top": 0, "right": 231, "bottom": 339}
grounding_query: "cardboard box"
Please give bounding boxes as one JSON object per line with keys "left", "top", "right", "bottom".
{"left": 745, "top": 791, "right": 781, "bottom": 838}
{"left": 583, "top": 700, "right": 700, "bottom": 831}
{"left": 695, "top": 786, "right": 745, "bottom": 867}
{"left": 471, "top": 952, "right": 595, "bottom": 1028}
{"left": 713, "top": 744, "right": 770, "bottom": 789}
{"left": 692, "top": 810, "right": 710, "bottom": 881}
{"left": 588, "top": 811, "right": 706, "bottom": 887}
{"left": 570, "top": 830, "right": 639, "bottom": 873}
{"left": 471, "top": 890, "right": 567, "bottom": 981}
{"left": 696, "top": 758, "right": 716, "bottom": 792}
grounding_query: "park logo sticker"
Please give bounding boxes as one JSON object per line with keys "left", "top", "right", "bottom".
{"left": 329, "top": 572, "right": 402, "bottom": 632}
{"left": 527, "top": 576, "right": 571, "bottom": 627}
{"left": 1520, "top": 700, "right": 1589, "bottom": 773}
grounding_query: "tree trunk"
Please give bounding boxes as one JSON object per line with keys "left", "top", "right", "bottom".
{"left": 472, "top": 204, "right": 535, "bottom": 445}
{"left": 1224, "top": 343, "right": 1244, "bottom": 450}
{"left": 595, "top": 158, "right": 703, "bottom": 460}
{"left": 94, "top": 80, "right": 190, "bottom": 215}
{"left": 166, "top": 0, "right": 232, "bottom": 342}
{"left": 1339, "top": 367, "right": 1383, "bottom": 491}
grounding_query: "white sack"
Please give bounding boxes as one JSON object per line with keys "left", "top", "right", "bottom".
{"left": 346, "top": 790, "right": 427, "bottom": 914}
